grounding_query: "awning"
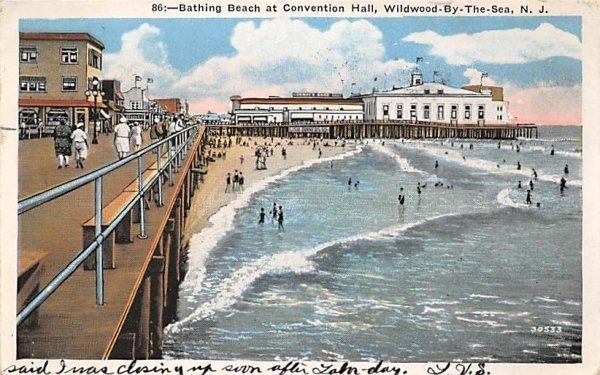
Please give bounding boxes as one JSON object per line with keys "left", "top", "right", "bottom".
{"left": 19, "top": 99, "right": 107, "bottom": 108}
{"left": 100, "top": 109, "right": 111, "bottom": 119}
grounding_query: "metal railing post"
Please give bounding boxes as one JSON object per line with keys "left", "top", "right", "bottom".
{"left": 156, "top": 143, "right": 164, "bottom": 206}
{"left": 137, "top": 155, "right": 148, "bottom": 239}
{"left": 168, "top": 139, "right": 174, "bottom": 186}
{"left": 95, "top": 176, "right": 104, "bottom": 305}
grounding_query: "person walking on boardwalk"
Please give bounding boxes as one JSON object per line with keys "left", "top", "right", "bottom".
{"left": 150, "top": 116, "right": 164, "bottom": 148}
{"left": 131, "top": 121, "right": 143, "bottom": 152}
{"left": 71, "top": 122, "right": 89, "bottom": 169}
{"left": 53, "top": 119, "right": 72, "bottom": 169}
{"left": 113, "top": 117, "right": 131, "bottom": 159}
{"left": 277, "top": 206, "right": 284, "bottom": 231}
{"left": 258, "top": 208, "right": 266, "bottom": 225}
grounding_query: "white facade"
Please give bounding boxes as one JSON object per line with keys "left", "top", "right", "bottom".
{"left": 360, "top": 71, "right": 510, "bottom": 125}
{"left": 122, "top": 86, "right": 149, "bottom": 123}
{"left": 231, "top": 94, "right": 364, "bottom": 124}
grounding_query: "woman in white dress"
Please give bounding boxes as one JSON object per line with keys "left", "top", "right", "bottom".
{"left": 131, "top": 121, "right": 143, "bottom": 152}
{"left": 113, "top": 117, "right": 131, "bottom": 159}
{"left": 71, "top": 122, "right": 89, "bottom": 168}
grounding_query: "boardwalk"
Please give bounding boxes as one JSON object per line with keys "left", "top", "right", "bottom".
{"left": 17, "top": 130, "right": 200, "bottom": 358}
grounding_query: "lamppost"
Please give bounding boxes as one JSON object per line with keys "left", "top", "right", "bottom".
{"left": 85, "top": 76, "right": 105, "bottom": 144}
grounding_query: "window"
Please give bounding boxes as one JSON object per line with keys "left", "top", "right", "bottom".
{"left": 465, "top": 105, "right": 471, "bottom": 120}
{"left": 89, "top": 49, "right": 102, "bottom": 69}
{"left": 478, "top": 105, "right": 485, "bottom": 120}
{"left": 437, "top": 89, "right": 444, "bottom": 94}
{"left": 61, "top": 47, "right": 78, "bottom": 64}
{"left": 410, "top": 104, "right": 417, "bottom": 119}
{"left": 451, "top": 105, "right": 458, "bottom": 120}
{"left": 423, "top": 105, "right": 430, "bottom": 119}
{"left": 396, "top": 104, "right": 403, "bottom": 119}
{"left": 20, "top": 76, "right": 46, "bottom": 92}
{"left": 20, "top": 47, "right": 38, "bottom": 63}
{"left": 62, "top": 77, "right": 77, "bottom": 91}
{"left": 383, "top": 105, "right": 389, "bottom": 116}
{"left": 424, "top": 89, "right": 430, "bottom": 94}
{"left": 437, "top": 105, "right": 444, "bottom": 120}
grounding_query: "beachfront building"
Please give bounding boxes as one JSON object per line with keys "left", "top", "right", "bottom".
{"left": 18, "top": 32, "right": 105, "bottom": 136}
{"left": 122, "top": 86, "right": 150, "bottom": 124}
{"left": 230, "top": 93, "right": 364, "bottom": 124}
{"left": 101, "top": 79, "right": 125, "bottom": 130}
{"left": 154, "top": 98, "right": 184, "bottom": 115}
{"left": 359, "top": 69, "right": 510, "bottom": 126}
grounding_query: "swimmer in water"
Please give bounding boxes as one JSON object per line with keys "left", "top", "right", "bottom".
{"left": 564, "top": 164, "right": 569, "bottom": 174}
{"left": 258, "top": 208, "right": 266, "bottom": 224}
{"left": 518, "top": 180, "right": 522, "bottom": 189}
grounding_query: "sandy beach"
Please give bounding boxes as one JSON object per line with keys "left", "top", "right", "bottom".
{"left": 183, "top": 136, "right": 353, "bottom": 238}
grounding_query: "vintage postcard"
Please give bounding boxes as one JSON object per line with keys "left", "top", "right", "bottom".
{"left": 1, "top": 0, "right": 599, "bottom": 374}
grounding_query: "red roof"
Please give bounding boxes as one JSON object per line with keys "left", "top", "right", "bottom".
{"left": 239, "top": 97, "right": 363, "bottom": 105}
{"left": 19, "top": 99, "right": 107, "bottom": 108}
{"left": 20, "top": 32, "right": 105, "bottom": 50}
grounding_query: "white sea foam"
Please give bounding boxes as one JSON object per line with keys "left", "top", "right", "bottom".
{"left": 178, "top": 146, "right": 364, "bottom": 297}
{"left": 469, "top": 294, "right": 500, "bottom": 299}
{"left": 496, "top": 188, "right": 529, "bottom": 209}
{"left": 370, "top": 142, "right": 427, "bottom": 174}
{"left": 456, "top": 316, "right": 506, "bottom": 328}
{"left": 395, "top": 141, "right": 582, "bottom": 187}
{"left": 166, "top": 213, "right": 457, "bottom": 334}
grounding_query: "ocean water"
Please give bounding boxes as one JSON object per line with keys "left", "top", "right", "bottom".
{"left": 163, "top": 126, "right": 582, "bottom": 363}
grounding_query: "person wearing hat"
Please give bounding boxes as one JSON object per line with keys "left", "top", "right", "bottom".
{"left": 71, "top": 122, "right": 89, "bottom": 168}
{"left": 113, "top": 117, "right": 131, "bottom": 159}
{"left": 150, "top": 116, "right": 164, "bottom": 146}
{"left": 53, "top": 119, "right": 72, "bottom": 168}
{"left": 131, "top": 121, "right": 143, "bottom": 152}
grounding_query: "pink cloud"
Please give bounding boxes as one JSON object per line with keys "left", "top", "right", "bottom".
{"left": 506, "top": 85, "right": 581, "bottom": 125}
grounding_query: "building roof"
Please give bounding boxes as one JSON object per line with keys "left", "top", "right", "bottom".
{"left": 237, "top": 97, "right": 363, "bottom": 105}
{"left": 461, "top": 85, "right": 504, "bottom": 101}
{"left": 368, "top": 82, "right": 489, "bottom": 97}
{"left": 20, "top": 32, "right": 105, "bottom": 50}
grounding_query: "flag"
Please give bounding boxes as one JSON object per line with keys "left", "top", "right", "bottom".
{"left": 135, "top": 75, "right": 142, "bottom": 82}
{"left": 147, "top": 78, "right": 154, "bottom": 83}
{"left": 482, "top": 72, "right": 489, "bottom": 77}
{"left": 416, "top": 57, "right": 423, "bottom": 63}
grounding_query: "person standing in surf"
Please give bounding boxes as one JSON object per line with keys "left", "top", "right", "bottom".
{"left": 271, "top": 203, "right": 278, "bottom": 224}
{"left": 398, "top": 187, "right": 405, "bottom": 206}
{"left": 258, "top": 208, "right": 266, "bottom": 225}
{"left": 526, "top": 189, "right": 532, "bottom": 205}
{"left": 277, "top": 206, "right": 284, "bottom": 231}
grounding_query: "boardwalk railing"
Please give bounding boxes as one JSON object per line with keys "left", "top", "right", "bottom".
{"left": 17, "top": 125, "right": 201, "bottom": 326}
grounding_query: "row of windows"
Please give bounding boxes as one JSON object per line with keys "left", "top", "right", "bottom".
{"left": 19, "top": 46, "right": 102, "bottom": 68}
{"left": 382, "top": 104, "right": 486, "bottom": 121}
{"left": 20, "top": 76, "right": 79, "bottom": 92}
{"left": 251, "top": 106, "right": 352, "bottom": 111}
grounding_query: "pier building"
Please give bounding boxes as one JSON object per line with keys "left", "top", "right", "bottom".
{"left": 359, "top": 68, "right": 510, "bottom": 125}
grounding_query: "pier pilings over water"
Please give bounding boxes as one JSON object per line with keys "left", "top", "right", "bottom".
{"left": 207, "top": 120, "right": 537, "bottom": 140}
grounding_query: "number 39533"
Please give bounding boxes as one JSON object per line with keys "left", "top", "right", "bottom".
{"left": 531, "top": 326, "right": 562, "bottom": 333}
